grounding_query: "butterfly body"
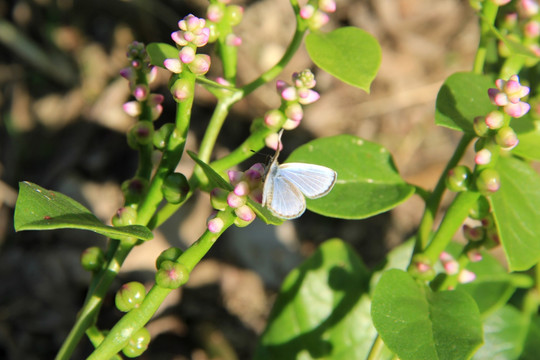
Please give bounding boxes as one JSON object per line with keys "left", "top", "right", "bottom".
{"left": 262, "top": 134, "right": 337, "bottom": 219}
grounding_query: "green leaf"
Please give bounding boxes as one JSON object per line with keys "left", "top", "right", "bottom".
{"left": 255, "top": 239, "right": 376, "bottom": 360}
{"left": 472, "top": 306, "right": 528, "bottom": 360}
{"left": 435, "top": 72, "right": 497, "bottom": 133}
{"left": 306, "top": 27, "right": 381, "bottom": 92}
{"left": 187, "top": 151, "right": 283, "bottom": 226}
{"left": 521, "top": 314, "right": 540, "bottom": 360}
{"left": 511, "top": 114, "right": 540, "bottom": 161}
{"left": 371, "top": 269, "right": 483, "bottom": 360}
{"left": 14, "top": 182, "right": 153, "bottom": 240}
{"left": 457, "top": 250, "right": 517, "bottom": 315}
{"left": 146, "top": 42, "right": 179, "bottom": 69}
{"left": 489, "top": 156, "right": 540, "bottom": 271}
{"left": 482, "top": 16, "right": 539, "bottom": 60}
{"left": 286, "top": 135, "right": 414, "bottom": 219}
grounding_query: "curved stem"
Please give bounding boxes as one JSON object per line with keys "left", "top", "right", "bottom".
{"left": 87, "top": 213, "right": 235, "bottom": 360}
{"left": 473, "top": 1, "right": 498, "bottom": 75}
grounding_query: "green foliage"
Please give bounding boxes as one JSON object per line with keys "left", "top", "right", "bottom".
{"left": 371, "top": 269, "right": 483, "bottom": 360}
{"left": 435, "top": 72, "right": 497, "bottom": 133}
{"left": 255, "top": 239, "right": 376, "bottom": 360}
{"left": 14, "top": 182, "right": 153, "bottom": 241}
{"left": 286, "top": 135, "right": 414, "bottom": 219}
{"left": 306, "top": 27, "right": 381, "bottom": 92}
{"left": 146, "top": 42, "right": 179, "bottom": 69}
{"left": 490, "top": 156, "right": 540, "bottom": 271}
{"left": 511, "top": 114, "right": 540, "bottom": 161}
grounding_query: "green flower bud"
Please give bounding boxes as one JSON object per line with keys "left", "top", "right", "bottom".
{"left": 210, "top": 187, "right": 229, "bottom": 211}
{"left": 170, "top": 78, "right": 194, "bottom": 102}
{"left": 111, "top": 206, "right": 138, "bottom": 226}
{"left": 153, "top": 123, "right": 175, "bottom": 150}
{"left": 80, "top": 246, "right": 105, "bottom": 272}
{"left": 128, "top": 121, "right": 154, "bottom": 148}
{"left": 225, "top": 5, "right": 244, "bottom": 26}
{"left": 484, "top": 227, "right": 500, "bottom": 249}
{"left": 156, "top": 247, "right": 184, "bottom": 269}
{"left": 409, "top": 254, "right": 435, "bottom": 281}
{"left": 473, "top": 116, "right": 489, "bottom": 137}
{"left": 469, "top": 195, "right": 490, "bottom": 220}
{"left": 122, "top": 327, "right": 151, "bottom": 358}
{"left": 162, "top": 172, "right": 190, "bottom": 204}
{"left": 115, "top": 281, "right": 147, "bottom": 312}
{"left": 121, "top": 178, "right": 147, "bottom": 205}
{"left": 476, "top": 168, "right": 501, "bottom": 196}
{"left": 445, "top": 165, "right": 472, "bottom": 192}
{"left": 155, "top": 260, "right": 190, "bottom": 289}
{"left": 495, "top": 126, "right": 519, "bottom": 150}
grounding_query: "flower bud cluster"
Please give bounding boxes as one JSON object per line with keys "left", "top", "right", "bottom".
{"left": 207, "top": 163, "right": 264, "bottom": 232}
{"left": 206, "top": 1, "right": 244, "bottom": 46}
{"left": 264, "top": 70, "right": 320, "bottom": 150}
{"left": 121, "top": 42, "right": 163, "bottom": 122}
{"left": 488, "top": 75, "right": 530, "bottom": 118}
{"left": 496, "top": 1, "right": 540, "bottom": 56}
{"left": 164, "top": 14, "right": 212, "bottom": 76}
{"left": 462, "top": 213, "right": 500, "bottom": 251}
{"left": 299, "top": 0, "right": 336, "bottom": 30}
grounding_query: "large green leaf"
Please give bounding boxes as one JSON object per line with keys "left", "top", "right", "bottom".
{"left": 286, "top": 135, "right": 414, "bottom": 219}
{"left": 14, "top": 182, "right": 153, "bottom": 240}
{"left": 472, "top": 305, "right": 528, "bottom": 360}
{"left": 187, "top": 151, "right": 283, "bottom": 226}
{"left": 146, "top": 42, "right": 179, "bottom": 69}
{"left": 521, "top": 314, "right": 540, "bottom": 360}
{"left": 306, "top": 27, "right": 381, "bottom": 92}
{"left": 435, "top": 72, "right": 497, "bottom": 133}
{"left": 511, "top": 114, "right": 540, "bottom": 161}
{"left": 490, "top": 156, "right": 540, "bottom": 271}
{"left": 371, "top": 269, "right": 483, "bottom": 360}
{"left": 255, "top": 239, "right": 375, "bottom": 360}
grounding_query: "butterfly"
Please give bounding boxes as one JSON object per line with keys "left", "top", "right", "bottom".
{"left": 262, "top": 130, "right": 337, "bottom": 219}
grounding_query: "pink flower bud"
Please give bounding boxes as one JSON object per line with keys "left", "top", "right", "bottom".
{"left": 264, "top": 109, "right": 285, "bottom": 127}
{"left": 297, "top": 89, "right": 320, "bottom": 105}
{"left": 234, "top": 181, "right": 250, "bottom": 196}
{"left": 244, "top": 169, "right": 262, "bottom": 187}
{"left": 495, "top": 126, "right": 519, "bottom": 149}
{"left": 488, "top": 88, "right": 509, "bottom": 106}
{"left": 276, "top": 80, "right": 287, "bottom": 93}
{"left": 147, "top": 66, "right": 158, "bottom": 84}
{"left": 458, "top": 269, "right": 476, "bottom": 284}
{"left": 468, "top": 250, "right": 483, "bottom": 262}
{"left": 416, "top": 261, "right": 431, "bottom": 273}
{"left": 319, "top": 0, "right": 337, "bottom": 13}
{"left": 187, "top": 54, "right": 211, "bottom": 75}
{"left": 207, "top": 216, "right": 224, "bottom": 233}
{"left": 149, "top": 94, "right": 164, "bottom": 105}
{"left": 151, "top": 104, "right": 163, "bottom": 121}
{"left": 249, "top": 163, "right": 265, "bottom": 175}
{"left": 492, "top": 0, "right": 511, "bottom": 5}
{"left": 179, "top": 46, "right": 196, "bottom": 64}
{"left": 463, "top": 224, "right": 485, "bottom": 242}
{"left": 485, "top": 111, "right": 504, "bottom": 129}
{"left": 475, "top": 148, "right": 492, "bottom": 165}
{"left": 227, "top": 192, "right": 246, "bottom": 208}
{"left": 171, "top": 31, "right": 188, "bottom": 46}
{"left": 164, "top": 58, "right": 183, "bottom": 73}
{"left": 225, "top": 34, "right": 242, "bottom": 47}
{"left": 524, "top": 20, "right": 540, "bottom": 37}
{"left": 171, "top": 78, "right": 193, "bottom": 102}
{"left": 250, "top": 188, "right": 263, "bottom": 204}
{"left": 265, "top": 133, "right": 283, "bottom": 151}
{"left": 207, "top": 4, "right": 224, "bottom": 22}
{"left": 193, "top": 28, "right": 210, "bottom": 47}
{"left": 123, "top": 101, "right": 141, "bottom": 117}
{"left": 282, "top": 118, "right": 301, "bottom": 130}
{"left": 519, "top": 0, "right": 540, "bottom": 17}
{"left": 300, "top": 4, "right": 315, "bottom": 19}
{"left": 234, "top": 205, "right": 255, "bottom": 222}
{"left": 285, "top": 103, "right": 303, "bottom": 122}
{"left": 216, "top": 77, "right": 230, "bottom": 86}
{"left": 120, "top": 67, "right": 133, "bottom": 79}
{"left": 133, "top": 85, "right": 148, "bottom": 101}
{"left": 309, "top": 10, "right": 330, "bottom": 29}
{"left": 227, "top": 170, "right": 243, "bottom": 185}
{"left": 504, "top": 101, "right": 530, "bottom": 118}
{"left": 281, "top": 86, "right": 298, "bottom": 101}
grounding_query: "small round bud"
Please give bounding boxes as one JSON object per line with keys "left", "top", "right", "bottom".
{"left": 485, "top": 111, "right": 504, "bottom": 130}
{"left": 162, "top": 172, "right": 190, "bottom": 204}
{"left": 187, "top": 54, "right": 211, "bottom": 75}
{"left": 164, "top": 58, "right": 183, "bottom": 74}
{"left": 153, "top": 123, "right": 175, "bottom": 150}
{"left": 210, "top": 187, "right": 229, "bottom": 211}
{"left": 484, "top": 227, "right": 501, "bottom": 249}
{"left": 439, "top": 251, "right": 459, "bottom": 275}
{"left": 410, "top": 255, "right": 436, "bottom": 281}
{"left": 115, "top": 281, "right": 147, "bottom": 312}
{"left": 473, "top": 116, "right": 489, "bottom": 137}
{"left": 207, "top": 216, "right": 224, "bottom": 233}
{"left": 458, "top": 269, "right": 476, "bottom": 284}
{"left": 264, "top": 110, "right": 285, "bottom": 128}
{"left": 445, "top": 165, "right": 472, "bottom": 192}
{"left": 179, "top": 46, "right": 196, "bottom": 64}
{"left": 112, "top": 206, "right": 138, "bottom": 226}
{"left": 476, "top": 168, "right": 501, "bottom": 195}
{"left": 234, "top": 204, "right": 256, "bottom": 223}
{"left": 468, "top": 250, "right": 483, "bottom": 262}
{"left": 227, "top": 192, "right": 246, "bottom": 208}
{"left": 469, "top": 195, "right": 490, "bottom": 220}
{"left": 207, "top": 4, "right": 224, "bottom": 22}
{"left": 81, "top": 247, "right": 105, "bottom": 272}
{"left": 121, "top": 178, "right": 147, "bottom": 205}
{"left": 233, "top": 181, "right": 250, "bottom": 196}
{"left": 225, "top": 5, "right": 244, "bottom": 26}
{"left": 156, "top": 247, "right": 184, "bottom": 269}
{"left": 155, "top": 260, "right": 190, "bottom": 289}
{"left": 128, "top": 121, "right": 154, "bottom": 148}
{"left": 122, "top": 327, "right": 151, "bottom": 358}
{"left": 170, "top": 78, "right": 193, "bottom": 102}
{"left": 475, "top": 148, "right": 492, "bottom": 165}
{"left": 463, "top": 224, "right": 485, "bottom": 242}
{"left": 227, "top": 170, "right": 243, "bottom": 186}
{"left": 123, "top": 101, "right": 141, "bottom": 117}
{"left": 495, "top": 126, "right": 519, "bottom": 149}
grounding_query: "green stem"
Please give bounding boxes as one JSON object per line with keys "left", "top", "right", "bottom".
{"left": 366, "top": 334, "right": 385, "bottom": 360}
{"left": 416, "top": 134, "right": 473, "bottom": 251}
{"left": 55, "top": 242, "right": 133, "bottom": 360}
{"left": 136, "top": 74, "right": 195, "bottom": 225}
{"left": 87, "top": 213, "right": 235, "bottom": 360}
{"left": 473, "top": 0, "right": 499, "bottom": 74}
{"left": 421, "top": 191, "right": 480, "bottom": 266}
{"left": 217, "top": 33, "right": 238, "bottom": 84}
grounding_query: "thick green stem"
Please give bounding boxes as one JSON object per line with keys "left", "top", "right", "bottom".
{"left": 55, "top": 242, "right": 133, "bottom": 360}
{"left": 473, "top": 1, "right": 499, "bottom": 74}
{"left": 87, "top": 213, "right": 235, "bottom": 359}
{"left": 416, "top": 134, "right": 473, "bottom": 251}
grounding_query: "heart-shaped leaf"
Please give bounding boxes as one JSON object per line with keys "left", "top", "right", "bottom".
{"left": 14, "top": 182, "right": 153, "bottom": 240}
{"left": 306, "top": 27, "right": 381, "bottom": 92}
{"left": 187, "top": 151, "right": 283, "bottom": 225}
{"left": 435, "top": 72, "right": 497, "bottom": 133}
{"left": 146, "top": 42, "right": 179, "bottom": 69}
{"left": 371, "top": 269, "right": 483, "bottom": 360}
{"left": 286, "top": 135, "right": 414, "bottom": 219}
{"left": 255, "top": 238, "right": 376, "bottom": 360}
{"left": 489, "top": 156, "right": 540, "bottom": 271}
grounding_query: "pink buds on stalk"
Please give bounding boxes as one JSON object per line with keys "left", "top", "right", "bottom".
{"left": 488, "top": 75, "right": 530, "bottom": 118}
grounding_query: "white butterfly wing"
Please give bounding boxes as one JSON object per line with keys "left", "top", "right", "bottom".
{"left": 277, "top": 163, "right": 337, "bottom": 199}
{"left": 262, "top": 162, "right": 306, "bottom": 219}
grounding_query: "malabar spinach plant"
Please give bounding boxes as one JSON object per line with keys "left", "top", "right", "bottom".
{"left": 12, "top": 0, "right": 540, "bottom": 359}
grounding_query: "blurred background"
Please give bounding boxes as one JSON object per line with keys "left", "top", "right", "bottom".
{"left": 0, "top": 0, "right": 479, "bottom": 358}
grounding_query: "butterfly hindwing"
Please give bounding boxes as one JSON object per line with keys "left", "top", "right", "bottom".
{"left": 268, "top": 175, "right": 306, "bottom": 219}
{"left": 276, "top": 163, "right": 337, "bottom": 199}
